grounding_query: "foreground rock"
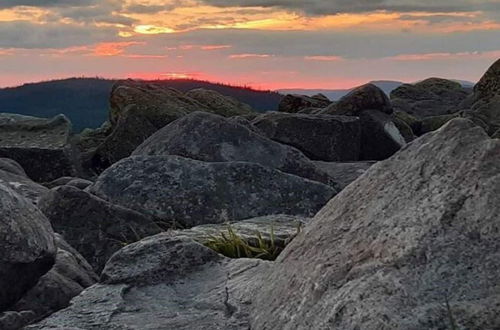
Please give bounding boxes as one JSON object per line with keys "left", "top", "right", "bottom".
{"left": 252, "top": 112, "right": 361, "bottom": 161}
{"left": 251, "top": 119, "right": 500, "bottom": 329}
{"left": 279, "top": 94, "right": 332, "bottom": 113}
{"left": 391, "top": 78, "right": 471, "bottom": 118}
{"left": 0, "top": 183, "right": 56, "bottom": 311}
{"left": 313, "top": 161, "right": 375, "bottom": 190}
{"left": 39, "top": 185, "right": 162, "bottom": 272}
{"left": 0, "top": 114, "right": 79, "bottom": 182}
{"left": 0, "top": 158, "right": 48, "bottom": 205}
{"left": 89, "top": 155, "right": 336, "bottom": 228}
{"left": 28, "top": 235, "right": 270, "bottom": 330}
{"left": 133, "top": 112, "right": 336, "bottom": 186}
{"left": 185, "top": 88, "right": 254, "bottom": 116}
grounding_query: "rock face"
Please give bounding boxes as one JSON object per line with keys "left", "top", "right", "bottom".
{"left": 185, "top": 88, "right": 254, "bottom": 116}
{"left": 0, "top": 114, "right": 79, "bottom": 182}
{"left": 467, "top": 58, "right": 500, "bottom": 135}
{"left": 279, "top": 94, "right": 332, "bottom": 113}
{"left": 0, "top": 158, "right": 48, "bottom": 205}
{"left": 39, "top": 185, "right": 162, "bottom": 272}
{"left": 0, "top": 183, "right": 56, "bottom": 311}
{"left": 133, "top": 112, "right": 335, "bottom": 186}
{"left": 12, "top": 234, "right": 97, "bottom": 324}
{"left": 251, "top": 119, "right": 500, "bottom": 330}
{"left": 391, "top": 78, "right": 471, "bottom": 118}
{"left": 28, "top": 235, "right": 271, "bottom": 330}
{"left": 321, "top": 84, "right": 393, "bottom": 116}
{"left": 313, "top": 161, "right": 375, "bottom": 190}
{"left": 252, "top": 112, "right": 361, "bottom": 161}
{"left": 89, "top": 155, "right": 336, "bottom": 228}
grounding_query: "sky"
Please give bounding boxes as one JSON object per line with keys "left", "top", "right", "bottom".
{"left": 0, "top": 0, "right": 499, "bottom": 90}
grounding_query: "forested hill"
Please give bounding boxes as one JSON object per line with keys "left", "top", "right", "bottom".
{"left": 0, "top": 78, "right": 282, "bottom": 132}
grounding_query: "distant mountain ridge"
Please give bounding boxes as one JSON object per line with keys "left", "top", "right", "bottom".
{"left": 0, "top": 78, "right": 282, "bottom": 132}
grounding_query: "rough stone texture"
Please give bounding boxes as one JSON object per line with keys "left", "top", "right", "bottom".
{"left": 28, "top": 235, "right": 271, "bottom": 330}
{"left": 390, "top": 78, "right": 471, "bottom": 118}
{"left": 251, "top": 119, "right": 500, "bottom": 330}
{"left": 0, "top": 311, "right": 36, "bottom": 330}
{"left": 0, "top": 114, "right": 80, "bottom": 182}
{"left": 89, "top": 155, "right": 336, "bottom": 228}
{"left": 185, "top": 88, "right": 254, "bottom": 116}
{"left": 466, "top": 58, "right": 500, "bottom": 135}
{"left": 0, "top": 183, "right": 56, "bottom": 311}
{"left": 66, "top": 178, "right": 93, "bottom": 190}
{"left": 313, "top": 161, "right": 375, "bottom": 190}
{"left": 132, "top": 112, "right": 336, "bottom": 186}
{"left": 278, "top": 94, "right": 332, "bottom": 113}
{"left": 0, "top": 158, "right": 48, "bottom": 205}
{"left": 252, "top": 112, "right": 361, "bottom": 161}
{"left": 420, "top": 113, "right": 461, "bottom": 135}
{"left": 359, "top": 110, "right": 406, "bottom": 160}
{"left": 12, "top": 234, "right": 98, "bottom": 323}
{"left": 320, "top": 84, "right": 393, "bottom": 116}
{"left": 39, "top": 185, "right": 162, "bottom": 272}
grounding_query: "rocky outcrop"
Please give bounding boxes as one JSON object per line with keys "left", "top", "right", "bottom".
{"left": 185, "top": 88, "right": 254, "bottom": 116}
{"left": 27, "top": 235, "right": 271, "bottom": 330}
{"left": 39, "top": 185, "right": 162, "bottom": 272}
{"left": 252, "top": 112, "right": 361, "bottom": 161}
{"left": 0, "top": 158, "right": 48, "bottom": 205}
{"left": 0, "top": 114, "right": 80, "bottom": 182}
{"left": 132, "top": 112, "right": 336, "bottom": 186}
{"left": 391, "top": 78, "right": 471, "bottom": 118}
{"left": 0, "top": 183, "right": 56, "bottom": 311}
{"left": 320, "top": 84, "right": 393, "bottom": 116}
{"left": 279, "top": 94, "right": 332, "bottom": 113}
{"left": 89, "top": 155, "right": 336, "bottom": 228}
{"left": 251, "top": 119, "right": 500, "bottom": 329}
{"left": 312, "top": 161, "right": 375, "bottom": 190}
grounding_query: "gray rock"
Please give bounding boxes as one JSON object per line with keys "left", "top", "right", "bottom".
{"left": 66, "top": 178, "right": 93, "bottom": 190}
{"left": 39, "top": 185, "right": 162, "bottom": 272}
{"left": 279, "top": 94, "right": 332, "bottom": 113}
{"left": 252, "top": 112, "right": 361, "bottom": 161}
{"left": 390, "top": 78, "right": 471, "bottom": 118}
{"left": 0, "top": 159, "right": 48, "bottom": 205}
{"left": 420, "top": 113, "right": 461, "bottom": 135}
{"left": 132, "top": 111, "right": 336, "bottom": 186}
{"left": 0, "top": 157, "right": 27, "bottom": 176}
{"left": 44, "top": 176, "right": 81, "bottom": 189}
{"left": 12, "top": 234, "right": 98, "bottom": 322}
{"left": 321, "top": 84, "right": 393, "bottom": 116}
{"left": 313, "top": 161, "right": 375, "bottom": 190}
{"left": 28, "top": 235, "right": 271, "bottom": 330}
{"left": 89, "top": 155, "right": 336, "bottom": 228}
{"left": 251, "top": 119, "right": 500, "bottom": 330}
{"left": 0, "top": 114, "right": 80, "bottom": 182}
{"left": 185, "top": 88, "right": 254, "bottom": 116}
{"left": 359, "top": 110, "right": 406, "bottom": 160}
{"left": 0, "top": 183, "right": 56, "bottom": 311}
{"left": 392, "top": 115, "right": 416, "bottom": 142}
{"left": 0, "top": 311, "right": 36, "bottom": 330}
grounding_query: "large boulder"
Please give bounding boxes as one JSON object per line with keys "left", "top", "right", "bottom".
{"left": 132, "top": 111, "right": 336, "bottom": 186}
{"left": 0, "top": 183, "right": 56, "bottom": 311}
{"left": 313, "top": 161, "right": 375, "bottom": 190}
{"left": 0, "top": 114, "right": 80, "bottom": 182}
{"left": 28, "top": 235, "right": 271, "bottom": 330}
{"left": 391, "top": 78, "right": 471, "bottom": 118}
{"left": 251, "top": 119, "right": 500, "bottom": 329}
{"left": 279, "top": 94, "right": 332, "bottom": 113}
{"left": 89, "top": 155, "right": 336, "bottom": 228}
{"left": 185, "top": 88, "right": 254, "bottom": 116}
{"left": 320, "top": 84, "right": 393, "bottom": 116}
{"left": 39, "top": 185, "right": 163, "bottom": 272}
{"left": 0, "top": 158, "right": 48, "bottom": 205}
{"left": 252, "top": 112, "right": 361, "bottom": 161}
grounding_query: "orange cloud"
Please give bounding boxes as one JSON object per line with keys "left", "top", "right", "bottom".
{"left": 229, "top": 53, "right": 273, "bottom": 59}
{"left": 305, "top": 55, "right": 344, "bottom": 61}
{"left": 201, "top": 45, "right": 232, "bottom": 51}
{"left": 93, "top": 42, "right": 144, "bottom": 56}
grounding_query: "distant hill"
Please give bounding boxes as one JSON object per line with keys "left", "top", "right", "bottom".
{"left": 0, "top": 78, "right": 283, "bottom": 132}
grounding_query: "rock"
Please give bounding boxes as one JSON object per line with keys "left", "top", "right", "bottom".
{"left": 297, "top": 107, "right": 324, "bottom": 114}
{"left": 279, "top": 94, "right": 332, "bottom": 113}
{"left": 12, "top": 234, "right": 98, "bottom": 322}
{"left": 185, "top": 88, "right": 254, "bottom": 116}
{"left": 313, "top": 161, "right": 375, "bottom": 190}
{"left": 39, "top": 185, "right": 163, "bottom": 272}
{"left": 392, "top": 115, "right": 416, "bottom": 142}
{"left": 359, "top": 110, "right": 406, "bottom": 160}
{"left": 393, "top": 111, "right": 422, "bottom": 135}
{"left": 252, "top": 112, "right": 361, "bottom": 161}
{"left": 0, "top": 158, "right": 48, "bottom": 205}
{"left": 321, "top": 84, "right": 393, "bottom": 116}
{"left": 27, "top": 235, "right": 271, "bottom": 330}
{"left": 44, "top": 176, "right": 81, "bottom": 189}
{"left": 420, "top": 113, "right": 461, "bottom": 135}
{"left": 390, "top": 78, "right": 471, "bottom": 118}
{"left": 66, "top": 178, "right": 93, "bottom": 190}
{"left": 0, "top": 183, "right": 56, "bottom": 311}
{"left": 0, "top": 311, "right": 36, "bottom": 330}
{"left": 89, "top": 155, "right": 336, "bottom": 228}
{"left": 493, "top": 129, "right": 500, "bottom": 139}
{"left": 132, "top": 112, "right": 336, "bottom": 186}
{"left": 251, "top": 119, "right": 500, "bottom": 330}
{"left": 0, "top": 114, "right": 80, "bottom": 182}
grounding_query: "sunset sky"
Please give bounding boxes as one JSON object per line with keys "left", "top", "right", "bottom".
{"left": 0, "top": 0, "right": 499, "bottom": 89}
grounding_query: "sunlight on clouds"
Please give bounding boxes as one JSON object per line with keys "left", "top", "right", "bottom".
{"left": 134, "top": 24, "right": 175, "bottom": 34}
{"left": 93, "top": 42, "right": 144, "bottom": 56}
